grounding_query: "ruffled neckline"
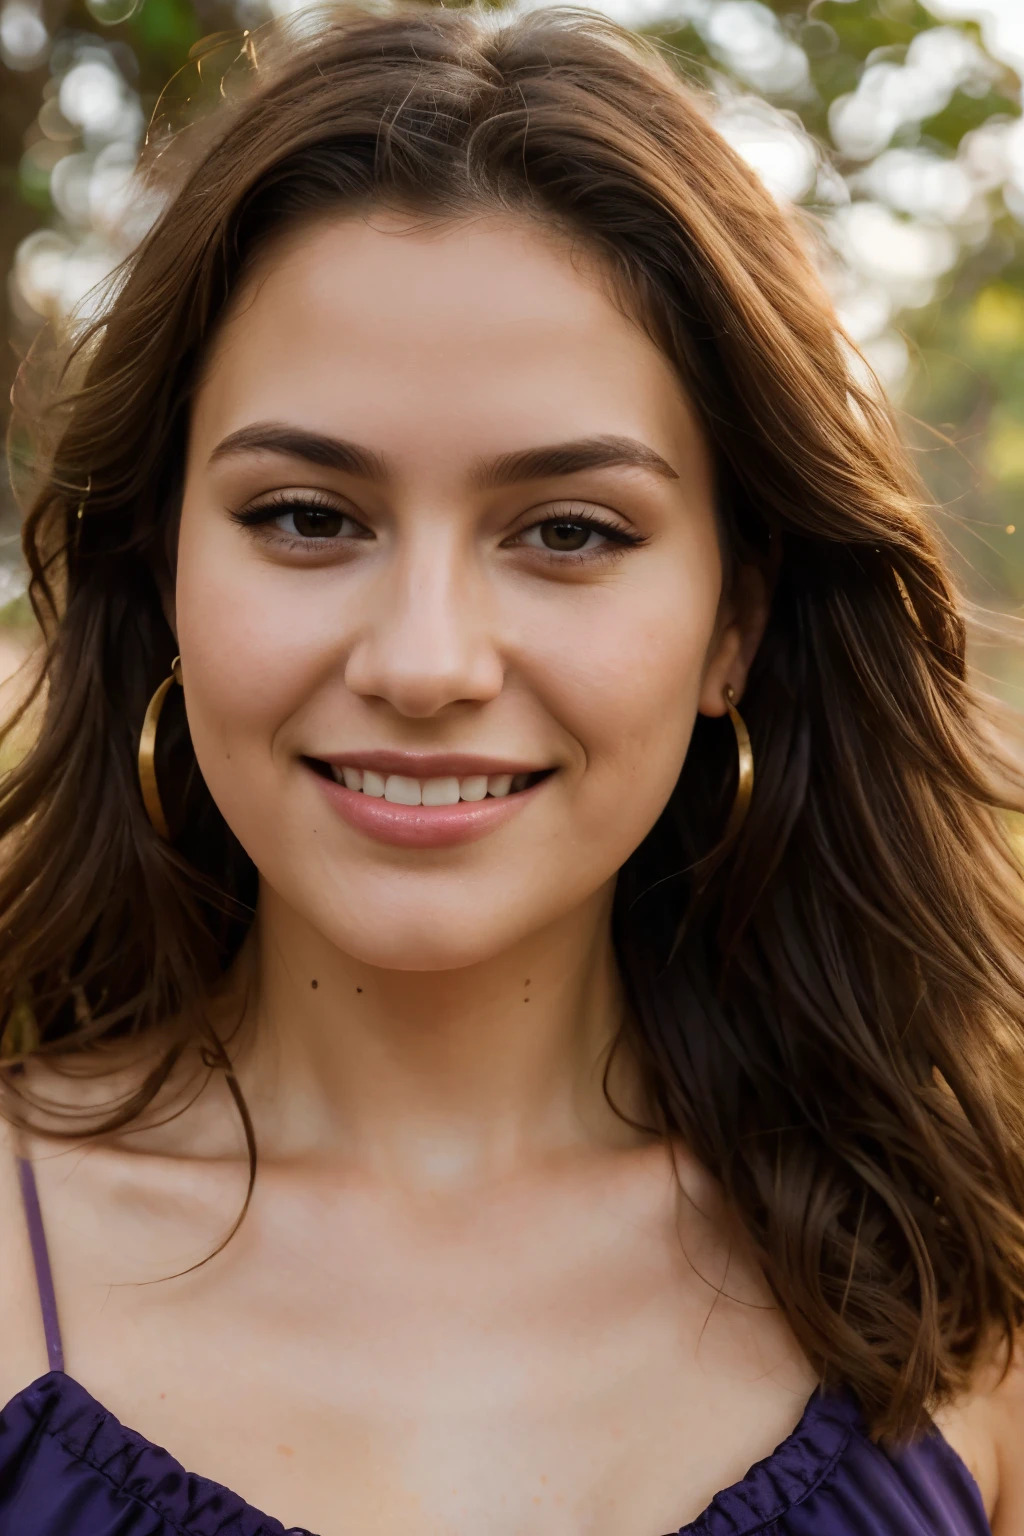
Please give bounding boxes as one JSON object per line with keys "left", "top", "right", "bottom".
{"left": 674, "top": 1387, "right": 858, "bottom": 1534}
{"left": 3, "top": 1369, "right": 885, "bottom": 1536}
{"left": 11, "top": 1370, "right": 310, "bottom": 1536}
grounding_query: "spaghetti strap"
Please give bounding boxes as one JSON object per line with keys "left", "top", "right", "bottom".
{"left": 15, "top": 1153, "right": 65, "bottom": 1373}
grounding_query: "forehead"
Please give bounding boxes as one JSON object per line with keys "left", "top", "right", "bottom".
{"left": 189, "top": 209, "right": 704, "bottom": 473}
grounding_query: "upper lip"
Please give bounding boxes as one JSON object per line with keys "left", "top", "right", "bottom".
{"left": 311, "top": 751, "right": 551, "bottom": 778}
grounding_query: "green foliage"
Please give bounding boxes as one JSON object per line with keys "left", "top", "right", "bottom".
{"left": 0, "top": 592, "right": 34, "bottom": 632}
{"left": 646, "top": 1, "right": 1024, "bottom": 661}
{"left": 132, "top": 0, "right": 203, "bottom": 73}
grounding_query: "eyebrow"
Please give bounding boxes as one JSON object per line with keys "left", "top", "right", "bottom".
{"left": 474, "top": 435, "right": 679, "bottom": 488}
{"left": 207, "top": 423, "right": 679, "bottom": 485}
{"left": 207, "top": 424, "right": 387, "bottom": 479}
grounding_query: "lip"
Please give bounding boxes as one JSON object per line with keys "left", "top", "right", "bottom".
{"left": 308, "top": 764, "right": 550, "bottom": 849}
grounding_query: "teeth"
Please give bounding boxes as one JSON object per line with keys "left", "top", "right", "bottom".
{"left": 330, "top": 767, "right": 534, "bottom": 803}
{"left": 384, "top": 774, "right": 421, "bottom": 805}
{"left": 422, "top": 776, "right": 460, "bottom": 806}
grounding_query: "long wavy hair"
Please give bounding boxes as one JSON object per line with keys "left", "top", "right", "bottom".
{"left": 4, "top": 1, "right": 1024, "bottom": 1443}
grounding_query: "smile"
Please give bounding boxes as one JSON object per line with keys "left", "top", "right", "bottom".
{"left": 304, "top": 755, "right": 553, "bottom": 849}
{"left": 326, "top": 767, "right": 534, "bottom": 805}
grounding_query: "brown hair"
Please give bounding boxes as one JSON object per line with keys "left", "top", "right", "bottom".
{"left": 4, "top": 1, "right": 1024, "bottom": 1442}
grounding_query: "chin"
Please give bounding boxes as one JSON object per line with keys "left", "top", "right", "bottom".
{"left": 292, "top": 884, "right": 535, "bottom": 973}
{"left": 258, "top": 852, "right": 605, "bottom": 975}
{"left": 321, "top": 918, "right": 517, "bottom": 974}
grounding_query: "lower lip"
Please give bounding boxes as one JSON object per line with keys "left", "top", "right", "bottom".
{"left": 311, "top": 771, "right": 546, "bottom": 849}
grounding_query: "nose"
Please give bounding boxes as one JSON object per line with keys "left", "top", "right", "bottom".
{"left": 343, "top": 534, "right": 504, "bottom": 718}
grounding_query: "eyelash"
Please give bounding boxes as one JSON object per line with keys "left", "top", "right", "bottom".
{"left": 231, "top": 492, "right": 647, "bottom": 562}
{"left": 513, "top": 504, "right": 646, "bottom": 561}
{"left": 231, "top": 491, "right": 362, "bottom": 541}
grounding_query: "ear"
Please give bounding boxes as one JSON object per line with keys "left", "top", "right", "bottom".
{"left": 155, "top": 509, "right": 179, "bottom": 641}
{"left": 698, "top": 562, "right": 770, "bottom": 718}
{"left": 157, "top": 576, "right": 178, "bottom": 643}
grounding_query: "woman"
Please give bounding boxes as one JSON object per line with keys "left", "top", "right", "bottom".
{"left": 0, "top": 6, "right": 1021, "bottom": 1533}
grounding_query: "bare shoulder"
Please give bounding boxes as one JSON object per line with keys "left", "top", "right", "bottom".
{"left": 980, "top": 1346, "right": 1024, "bottom": 1536}
{"left": 933, "top": 1342, "right": 1024, "bottom": 1534}
{"left": 0, "top": 1112, "right": 52, "bottom": 1404}
{"left": 0, "top": 1048, "right": 192, "bottom": 1404}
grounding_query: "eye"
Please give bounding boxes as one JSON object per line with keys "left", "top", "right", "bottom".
{"left": 534, "top": 520, "right": 598, "bottom": 553}
{"left": 278, "top": 506, "right": 350, "bottom": 539}
{"left": 231, "top": 494, "right": 369, "bottom": 544}
{"left": 512, "top": 509, "right": 644, "bottom": 559}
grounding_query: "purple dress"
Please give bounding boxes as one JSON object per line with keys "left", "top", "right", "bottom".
{"left": 0, "top": 1156, "right": 992, "bottom": 1536}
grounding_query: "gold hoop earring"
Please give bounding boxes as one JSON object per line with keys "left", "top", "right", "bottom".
{"left": 723, "top": 683, "right": 754, "bottom": 839}
{"left": 138, "top": 656, "right": 182, "bottom": 840}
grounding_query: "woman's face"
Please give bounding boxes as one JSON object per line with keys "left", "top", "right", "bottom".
{"left": 176, "top": 210, "right": 761, "bottom": 971}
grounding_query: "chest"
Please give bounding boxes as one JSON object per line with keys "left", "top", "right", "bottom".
{"left": 13, "top": 1161, "right": 817, "bottom": 1536}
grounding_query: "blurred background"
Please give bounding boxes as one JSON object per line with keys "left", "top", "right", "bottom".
{"left": 2, "top": 0, "right": 1024, "bottom": 700}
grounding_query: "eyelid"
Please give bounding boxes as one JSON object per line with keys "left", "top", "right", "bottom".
{"left": 503, "top": 501, "right": 645, "bottom": 547}
{"left": 231, "top": 487, "right": 363, "bottom": 526}
{"left": 230, "top": 496, "right": 377, "bottom": 562}
{"left": 230, "top": 493, "right": 645, "bottom": 556}
{"left": 516, "top": 497, "right": 630, "bottom": 523}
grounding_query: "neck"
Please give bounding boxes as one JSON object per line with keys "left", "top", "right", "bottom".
{"left": 224, "top": 882, "right": 646, "bottom": 1186}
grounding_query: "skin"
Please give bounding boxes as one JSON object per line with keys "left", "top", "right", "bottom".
{"left": 0, "top": 209, "right": 1020, "bottom": 1535}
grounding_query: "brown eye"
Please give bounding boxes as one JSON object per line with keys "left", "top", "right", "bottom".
{"left": 540, "top": 521, "right": 592, "bottom": 552}
{"left": 509, "top": 510, "right": 641, "bottom": 560}
{"left": 290, "top": 507, "right": 345, "bottom": 538}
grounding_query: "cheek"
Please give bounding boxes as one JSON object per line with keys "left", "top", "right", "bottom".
{"left": 172, "top": 513, "right": 324, "bottom": 803}
{"left": 532, "top": 568, "right": 719, "bottom": 804}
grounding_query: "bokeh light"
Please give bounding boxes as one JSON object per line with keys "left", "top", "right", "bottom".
{"left": 1, "top": 0, "right": 1024, "bottom": 701}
